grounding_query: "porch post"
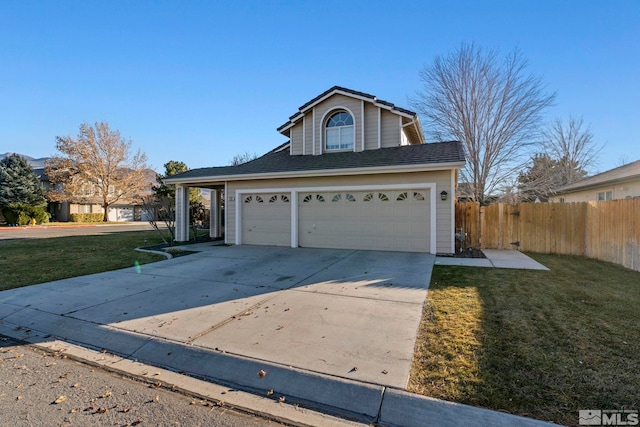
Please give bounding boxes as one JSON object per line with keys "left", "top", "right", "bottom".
{"left": 210, "top": 189, "right": 221, "bottom": 238}
{"left": 175, "top": 185, "right": 190, "bottom": 242}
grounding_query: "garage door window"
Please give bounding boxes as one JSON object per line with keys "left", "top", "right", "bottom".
{"left": 298, "top": 189, "right": 431, "bottom": 252}
{"left": 303, "top": 194, "right": 327, "bottom": 203}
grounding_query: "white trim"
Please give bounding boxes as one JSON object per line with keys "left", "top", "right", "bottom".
{"left": 319, "top": 106, "right": 357, "bottom": 153}
{"left": 234, "top": 183, "right": 438, "bottom": 254}
{"left": 165, "top": 161, "right": 466, "bottom": 185}
{"left": 224, "top": 182, "right": 228, "bottom": 244}
{"left": 312, "top": 108, "right": 316, "bottom": 155}
{"left": 377, "top": 107, "right": 381, "bottom": 149}
{"left": 274, "top": 142, "right": 290, "bottom": 153}
{"left": 450, "top": 169, "right": 456, "bottom": 254}
{"left": 414, "top": 120, "right": 425, "bottom": 144}
{"left": 210, "top": 189, "right": 217, "bottom": 238}
{"left": 300, "top": 89, "right": 415, "bottom": 119}
{"left": 402, "top": 119, "right": 418, "bottom": 128}
{"left": 235, "top": 190, "right": 241, "bottom": 245}
{"left": 290, "top": 191, "right": 298, "bottom": 247}
{"left": 398, "top": 116, "right": 402, "bottom": 145}
{"left": 361, "top": 100, "right": 365, "bottom": 152}
{"left": 302, "top": 115, "right": 306, "bottom": 155}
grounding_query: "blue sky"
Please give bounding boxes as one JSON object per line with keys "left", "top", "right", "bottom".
{"left": 1, "top": 1, "right": 638, "bottom": 174}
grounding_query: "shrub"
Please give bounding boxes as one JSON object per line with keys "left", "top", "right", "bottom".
{"left": 18, "top": 211, "right": 31, "bottom": 226}
{"left": 29, "top": 206, "right": 51, "bottom": 224}
{"left": 2, "top": 208, "right": 18, "bottom": 225}
{"left": 70, "top": 213, "right": 104, "bottom": 223}
{"left": 1, "top": 204, "right": 50, "bottom": 225}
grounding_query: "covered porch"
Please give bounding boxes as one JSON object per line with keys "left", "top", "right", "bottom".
{"left": 174, "top": 183, "right": 225, "bottom": 242}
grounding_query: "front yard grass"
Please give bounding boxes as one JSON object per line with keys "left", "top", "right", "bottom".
{"left": 0, "top": 231, "right": 166, "bottom": 291}
{"left": 409, "top": 253, "right": 640, "bottom": 426}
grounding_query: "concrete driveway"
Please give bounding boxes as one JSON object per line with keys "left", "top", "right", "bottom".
{"left": 0, "top": 244, "right": 434, "bottom": 421}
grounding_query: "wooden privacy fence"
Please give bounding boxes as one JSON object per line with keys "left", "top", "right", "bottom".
{"left": 455, "top": 199, "right": 640, "bottom": 272}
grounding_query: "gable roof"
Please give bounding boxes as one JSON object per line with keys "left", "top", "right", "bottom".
{"left": 555, "top": 159, "right": 640, "bottom": 193}
{"left": 165, "top": 141, "right": 465, "bottom": 184}
{"left": 277, "top": 86, "right": 420, "bottom": 134}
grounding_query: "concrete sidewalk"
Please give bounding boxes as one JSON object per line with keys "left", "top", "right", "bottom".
{"left": 435, "top": 249, "right": 549, "bottom": 270}
{"left": 0, "top": 245, "right": 557, "bottom": 426}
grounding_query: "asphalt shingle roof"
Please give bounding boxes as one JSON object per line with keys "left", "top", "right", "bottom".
{"left": 555, "top": 159, "right": 640, "bottom": 193}
{"left": 167, "top": 141, "right": 465, "bottom": 182}
{"left": 278, "top": 86, "right": 417, "bottom": 132}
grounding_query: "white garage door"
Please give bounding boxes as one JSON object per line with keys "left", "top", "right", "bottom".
{"left": 298, "top": 190, "right": 430, "bottom": 252}
{"left": 108, "top": 206, "right": 134, "bottom": 222}
{"left": 241, "top": 193, "right": 291, "bottom": 246}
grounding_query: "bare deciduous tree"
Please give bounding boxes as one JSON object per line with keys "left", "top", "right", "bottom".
{"left": 141, "top": 194, "right": 174, "bottom": 244}
{"left": 229, "top": 152, "right": 257, "bottom": 166}
{"left": 543, "top": 115, "right": 602, "bottom": 184}
{"left": 412, "top": 43, "right": 556, "bottom": 204}
{"left": 46, "top": 122, "right": 149, "bottom": 222}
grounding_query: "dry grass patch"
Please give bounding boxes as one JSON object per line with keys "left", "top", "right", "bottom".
{"left": 409, "top": 253, "right": 640, "bottom": 426}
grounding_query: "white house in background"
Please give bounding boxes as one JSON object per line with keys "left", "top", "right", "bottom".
{"left": 165, "top": 86, "right": 466, "bottom": 254}
{"left": 550, "top": 160, "right": 640, "bottom": 203}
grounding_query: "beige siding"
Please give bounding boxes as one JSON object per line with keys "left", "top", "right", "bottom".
{"left": 304, "top": 114, "right": 313, "bottom": 154}
{"left": 364, "top": 103, "right": 379, "bottom": 150}
{"left": 436, "top": 170, "right": 454, "bottom": 252}
{"left": 380, "top": 110, "right": 400, "bottom": 148}
{"left": 226, "top": 170, "right": 455, "bottom": 253}
{"left": 290, "top": 123, "right": 303, "bottom": 155}
{"left": 550, "top": 180, "right": 640, "bottom": 202}
{"left": 69, "top": 203, "right": 102, "bottom": 214}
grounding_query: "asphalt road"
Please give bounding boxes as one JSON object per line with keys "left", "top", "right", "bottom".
{"left": 0, "top": 223, "right": 156, "bottom": 241}
{"left": 0, "top": 335, "right": 284, "bottom": 427}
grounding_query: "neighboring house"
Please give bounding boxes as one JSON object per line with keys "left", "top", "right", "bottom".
{"left": 165, "top": 86, "right": 465, "bottom": 254}
{"left": 550, "top": 159, "right": 640, "bottom": 203}
{"left": 1, "top": 152, "right": 157, "bottom": 222}
{"left": 34, "top": 166, "right": 156, "bottom": 222}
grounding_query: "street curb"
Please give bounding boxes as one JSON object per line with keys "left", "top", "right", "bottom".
{"left": 379, "top": 388, "right": 560, "bottom": 427}
{"left": 0, "top": 319, "right": 561, "bottom": 427}
{"left": 0, "top": 324, "right": 364, "bottom": 427}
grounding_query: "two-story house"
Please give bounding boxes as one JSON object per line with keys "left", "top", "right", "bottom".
{"left": 165, "top": 86, "right": 465, "bottom": 254}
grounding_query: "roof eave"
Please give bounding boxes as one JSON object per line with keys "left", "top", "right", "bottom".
{"left": 164, "top": 161, "right": 466, "bottom": 186}
{"left": 555, "top": 174, "right": 640, "bottom": 194}
{"left": 277, "top": 88, "right": 417, "bottom": 136}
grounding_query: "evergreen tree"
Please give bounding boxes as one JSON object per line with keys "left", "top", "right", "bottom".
{"left": 0, "top": 154, "right": 48, "bottom": 224}
{"left": 153, "top": 160, "right": 202, "bottom": 203}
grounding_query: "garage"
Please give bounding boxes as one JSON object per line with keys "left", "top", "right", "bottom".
{"left": 241, "top": 193, "right": 291, "bottom": 246}
{"left": 298, "top": 189, "right": 431, "bottom": 252}
{"left": 107, "top": 206, "right": 134, "bottom": 222}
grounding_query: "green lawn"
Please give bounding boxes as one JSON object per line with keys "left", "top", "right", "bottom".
{"left": 0, "top": 231, "right": 167, "bottom": 291}
{"left": 409, "top": 253, "right": 640, "bottom": 426}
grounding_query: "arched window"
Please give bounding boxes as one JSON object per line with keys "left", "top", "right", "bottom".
{"left": 325, "top": 111, "right": 354, "bottom": 151}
